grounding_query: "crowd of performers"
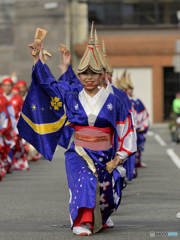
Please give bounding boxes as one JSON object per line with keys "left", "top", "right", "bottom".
{"left": 0, "top": 78, "right": 41, "bottom": 181}
{"left": 11, "top": 23, "right": 149, "bottom": 236}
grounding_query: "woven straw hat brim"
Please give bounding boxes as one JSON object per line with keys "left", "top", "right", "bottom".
{"left": 95, "top": 29, "right": 107, "bottom": 70}
{"left": 95, "top": 46, "right": 108, "bottom": 70}
{"left": 126, "top": 74, "right": 134, "bottom": 89}
{"left": 119, "top": 77, "right": 128, "bottom": 90}
{"left": 104, "top": 56, "right": 113, "bottom": 74}
{"left": 102, "top": 39, "right": 113, "bottom": 74}
{"left": 77, "top": 44, "right": 103, "bottom": 74}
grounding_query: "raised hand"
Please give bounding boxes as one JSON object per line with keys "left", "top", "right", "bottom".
{"left": 39, "top": 44, "right": 45, "bottom": 64}
{"left": 58, "top": 61, "right": 68, "bottom": 75}
{"left": 29, "top": 39, "right": 41, "bottom": 66}
{"left": 62, "top": 50, "right": 71, "bottom": 67}
{"left": 29, "top": 40, "right": 41, "bottom": 57}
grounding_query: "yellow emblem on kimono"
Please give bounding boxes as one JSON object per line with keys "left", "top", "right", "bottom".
{"left": 51, "top": 97, "right": 62, "bottom": 110}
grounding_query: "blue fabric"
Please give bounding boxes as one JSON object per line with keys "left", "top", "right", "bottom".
{"left": 17, "top": 60, "right": 68, "bottom": 160}
{"left": 59, "top": 65, "right": 81, "bottom": 85}
{"left": 131, "top": 98, "right": 149, "bottom": 133}
{"left": 68, "top": 65, "right": 80, "bottom": 84}
{"left": 58, "top": 124, "right": 74, "bottom": 149}
{"left": 43, "top": 63, "right": 75, "bottom": 149}
{"left": 65, "top": 143, "right": 123, "bottom": 226}
{"left": 123, "top": 154, "right": 135, "bottom": 181}
{"left": 136, "top": 98, "right": 149, "bottom": 133}
{"left": 0, "top": 111, "right": 7, "bottom": 130}
{"left": 112, "top": 86, "right": 132, "bottom": 111}
{"left": 131, "top": 98, "right": 148, "bottom": 166}
{"left": 58, "top": 65, "right": 82, "bottom": 148}
{"left": 135, "top": 132, "right": 146, "bottom": 166}
{"left": 8, "top": 149, "right": 13, "bottom": 164}
{"left": 112, "top": 86, "right": 136, "bottom": 182}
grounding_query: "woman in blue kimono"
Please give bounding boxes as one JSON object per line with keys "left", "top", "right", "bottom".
{"left": 58, "top": 31, "right": 136, "bottom": 183}
{"left": 18, "top": 24, "right": 137, "bottom": 236}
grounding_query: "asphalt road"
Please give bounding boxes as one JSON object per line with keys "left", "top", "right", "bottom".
{"left": 0, "top": 125, "right": 180, "bottom": 240}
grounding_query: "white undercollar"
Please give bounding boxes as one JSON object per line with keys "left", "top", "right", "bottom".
{"left": 3, "top": 92, "right": 14, "bottom": 101}
{"left": 103, "top": 78, "right": 114, "bottom": 94}
{"left": 82, "top": 87, "right": 104, "bottom": 108}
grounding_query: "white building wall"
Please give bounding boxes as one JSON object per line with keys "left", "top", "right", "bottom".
{"left": 112, "top": 67, "right": 153, "bottom": 123}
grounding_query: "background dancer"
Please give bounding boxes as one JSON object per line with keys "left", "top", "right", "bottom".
{"left": 0, "top": 95, "right": 13, "bottom": 179}
{"left": 17, "top": 80, "right": 28, "bottom": 100}
{"left": 2, "top": 78, "right": 29, "bottom": 170}
{"left": 125, "top": 72, "right": 149, "bottom": 170}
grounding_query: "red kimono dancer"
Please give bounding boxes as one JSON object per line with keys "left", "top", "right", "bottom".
{"left": 0, "top": 95, "right": 13, "bottom": 179}
{"left": 2, "top": 78, "right": 29, "bottom": 170}
{"left": 0, "top": 86, "right": 4, "bottom": 95}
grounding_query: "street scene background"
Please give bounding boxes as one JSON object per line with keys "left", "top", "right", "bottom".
{"left": 1, "top": 0, "right": 180, "bottom": 239}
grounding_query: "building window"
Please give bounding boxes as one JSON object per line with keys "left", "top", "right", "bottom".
{"left": 88, "top": 0, "right": 180, "bottom": 26}
{"left": 0, "top": 0, "right": 14, "bottom": 46}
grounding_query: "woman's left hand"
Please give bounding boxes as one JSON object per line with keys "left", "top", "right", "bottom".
{"left": 113, "top": 155, "right": 123, "bottom": 167}
{"left": 106, "top": 155, "right": 123, "bottom": 173}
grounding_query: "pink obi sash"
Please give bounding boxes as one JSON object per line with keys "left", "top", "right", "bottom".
{"left": 70, "top": 125, "right": 113, "bottom": 151}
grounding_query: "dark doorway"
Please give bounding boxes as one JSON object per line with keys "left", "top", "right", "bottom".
{"left": 164, "top": 67, "right": 180, "bottom": 120}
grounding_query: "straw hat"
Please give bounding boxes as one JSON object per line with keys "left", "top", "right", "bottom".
{"left": 118, "top": 70, "right": 128, "bottom": 90}
{"left": 95, "top": 29, "right": 107, "bottom": 70}
{"left": 126, "top": 72, "right": 134, "bottom": 89}
{"left": 77, "top": 22, "right": 103, "bottom": 74}
{"left": 102, "top": 40, "right": 113, "bottom": 74}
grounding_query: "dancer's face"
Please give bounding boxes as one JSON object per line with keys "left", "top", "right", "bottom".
{"left": 2, "top": 82, "right": 13, "bottom": 95}
{"left": 126, "top": 88, "right": 133, "bottom": 97}
{"left": 18, "top": 84, "right": 27, "bottom": 97}
{"left": 78, "top": 68, "right": 103, "bottom": 91}
{"left": 105, "top": 72, "right": 112, "bottom": 79}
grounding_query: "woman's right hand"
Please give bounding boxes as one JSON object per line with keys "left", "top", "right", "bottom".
{"left": 29, "top": 40, "right": 41, "bottom": 66}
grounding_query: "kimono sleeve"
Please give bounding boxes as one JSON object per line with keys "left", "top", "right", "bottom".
{"left": 42, "top": 65, "right": 78, "bottom": 149}
{"left": 59, "top": 65, "right": 81, "bottom": 85}
{"left": 115, "top": 100, "right": 137, "bottom": 161}
{"left": 0, "top": 106, "right": 12, "bottom": 141}
{"left": 57, "top": 65, "right": 81, "bottom": 148}
{"left": 136, "top": 99, "right": 150, "bottom": 133}
{"left": 58, "top": 65, "right": 83, "bottom": 93}
{"left": 0, "top": 110, "right": 10, "bottom": 136}
{"left": 17, "top": 59, "right": 67, "bottom": 160}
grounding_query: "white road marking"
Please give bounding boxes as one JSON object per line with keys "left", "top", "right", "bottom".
{"left": 147, "top": 131, "right": 154, "bottom": 136}
{"left": 147, "top": 130, "right": 180, "bottom": 169}
{"left": 154, "top": 134, "right": 167, "bottom": 146}
{"left": 166, "top": 148, "right": 180, "bottom": 169}
{"left": 147, "top": 131, "right": 167, "bottom": 146}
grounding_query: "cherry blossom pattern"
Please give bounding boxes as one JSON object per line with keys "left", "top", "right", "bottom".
{"left": 51, "top": 97, "right": 62, "bottom": 110}
{"left": 100, "top": 194, "right": 106, "bottom": 203}
{"left": 107, "top": 103, "right": 113, "bottom": 111}
{"left": 100, "top": 181, "right": 110, "bottom": 191}
{"left": 100, "top": 203, "right": 109, "bottom": 211}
